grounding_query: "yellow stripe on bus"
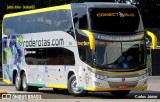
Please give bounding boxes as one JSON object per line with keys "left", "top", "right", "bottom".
{"left": 3, "top": 79, "right": 11, "bottom": 84}
{"left": 88, "top": 66, "right": 147, "bottom": 74}
{"left": 82, "top": 30, "right": 95, "bottom": 50}
{"left": 3, "top": 5, "right": 71, "bottom": 18}
{"left": 48, "top": 84, "right": 67, "bottom": 89}
{"left": 87, "top": 86, "right": 147, "bottom": 91}
{"left": 147, "top": 31, "right": 157, "bottom": 49}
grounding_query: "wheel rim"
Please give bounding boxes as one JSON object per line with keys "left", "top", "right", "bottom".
{"left": 22, "top": 75, "right": 26, "bottom": 89}
{"left": 71, "top": 79, "right": 81, "bottom": 93}
{"left": 15, "top": 75, "right": 20, "bottom": 88}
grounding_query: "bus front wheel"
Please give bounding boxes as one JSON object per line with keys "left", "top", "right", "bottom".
{"left": 22, "top": 73, "right": 38, "bottom": 92}
{"left": 68, "top": 75, "right": 87, "bottom": 97}
{"left": 110, "top": 90, "right": 130, "bottom": 97}
{"left": 15, "top": 73, "right": 23, "bottom": 91}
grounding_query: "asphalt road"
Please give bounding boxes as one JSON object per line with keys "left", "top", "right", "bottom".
{"left": 0, "top": 76, "right": 160, "bottom": 102}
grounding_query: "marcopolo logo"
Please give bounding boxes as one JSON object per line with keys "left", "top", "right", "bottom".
{"left": 23, "top": 38, "right": 64, "bottom": 47}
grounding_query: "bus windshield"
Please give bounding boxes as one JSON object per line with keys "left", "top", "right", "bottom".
{"left": 95, "top": 40, "right": 145, "bottom": 71}
{"left": 89, "top": 8, "right": 141, "bottom": 33}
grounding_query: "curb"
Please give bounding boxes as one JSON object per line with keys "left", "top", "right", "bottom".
{"left": 148, "top": 76, "right": 160, "bottom": 78}
{"left": 0, "top": 79, "right": 14, "bottom": 86}
{"left": 0, "top": 84, "right": 14, "bottom": 86}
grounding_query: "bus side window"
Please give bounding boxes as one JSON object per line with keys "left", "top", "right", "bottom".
{"left": 79, "top": 46, "right": 92, "bottom": 65}
{"left": 46, "top": 48, "right": 58, "bottom": 65}
{"left": 79, "top": 14, "right": 88, "bottom": 30}
{"left": 79, "top": 47, "right": 86, "bottom": 61}
{"left": 64, "top": 49, "right": 75, "bottom": 65}
{"left": 57, "top": 48, "right": 64, "bottom": 65}
{"left": 36, "top": 48, "right": 46, "bottom": 65}
{"left": 46, "top": 48, "right": 75, "bottom": 65}
{"left": 25, "top": 48, "right": 36, "bottom": 65}
{"left": 56, "top": 10, "right": 70, "bottom": 31}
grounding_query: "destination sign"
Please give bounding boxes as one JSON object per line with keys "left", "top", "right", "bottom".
{"left": 97, "top": 12, "right": 135, "bottom": 17}
{"left": 94, "top": 33, "right": 144, "bottom": 41}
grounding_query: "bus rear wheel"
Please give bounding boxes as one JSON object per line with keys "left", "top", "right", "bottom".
{"left": 15, "top": 73, "right": 23, "bottom": 91}
{"left": 22, "top": 73, "right": 38, "bottom": 92}
{"left": 68, "top": 75, "right": 87, "bottom": 97}
{"left": 110, "top": 90, "right": 130, "bottom": 97}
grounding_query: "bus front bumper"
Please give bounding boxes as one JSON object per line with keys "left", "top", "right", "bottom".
{"left": 86, "top": 85, "right": 147, "bottom": 91}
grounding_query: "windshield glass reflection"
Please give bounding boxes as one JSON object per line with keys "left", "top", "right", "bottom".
{"left": 95, "top": 40, "right": 145, "bottom": 71}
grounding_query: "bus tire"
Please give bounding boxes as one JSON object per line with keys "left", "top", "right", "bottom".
{"left": 22, "top": 73, "right": 35, "bottom": 92}
{"left": 53, "top": 88, "right": 59, "bottom": 93}
{"left": 68, "top": 75, "right": 87, "bottom": 97}
{"left": 33, "top": 87, "right": 38, "bottom": 92}
{"left": 110, "top": 90, "right": 130, "bottom": 97}
{"left": 53, "top": 88, "right": 69, "bottom": 94}
{"left": 15, "top": 73, "right": 23, "bottom": 91}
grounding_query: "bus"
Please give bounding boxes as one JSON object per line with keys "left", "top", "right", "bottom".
{"left": 2, "top": 2, "right": 148, "bottom": 97}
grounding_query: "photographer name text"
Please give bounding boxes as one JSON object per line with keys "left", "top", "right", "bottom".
{"left": 135, "top": 94, "right": 158, "bottom": 99}
{"left": 7, "top": 5, "right": 35, "bottom": 10}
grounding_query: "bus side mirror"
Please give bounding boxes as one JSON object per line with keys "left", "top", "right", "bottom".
{"left": 73, "top": 17, "right": 78, "bottom": 24}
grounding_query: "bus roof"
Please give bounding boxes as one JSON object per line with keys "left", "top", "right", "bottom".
{"left": 72, "top": 2, "right": 136, "bottom": 8}
{"left": 3, "top": 4, "right": 71, "bottom": 18}
{"left": 3, "top": 2, "right": 136, "bottom": 19}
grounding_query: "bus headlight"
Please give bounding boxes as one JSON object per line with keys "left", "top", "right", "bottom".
{"left": 95, "top": 74, "right": 108, "bottom": 80}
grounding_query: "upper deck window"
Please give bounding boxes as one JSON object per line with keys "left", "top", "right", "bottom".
{"left": 3, "top": 10, "right": 72, "bottom": 34}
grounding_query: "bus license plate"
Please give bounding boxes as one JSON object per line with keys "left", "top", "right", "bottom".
{"left": 119, "top": 84, "right": 128, "bottom": 89}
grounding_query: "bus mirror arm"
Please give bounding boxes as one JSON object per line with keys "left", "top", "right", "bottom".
{"left": 73, "top": 17, "right": 78, "bottom": 24}
{"left": 65, "top": 28, "right": 73, "bottom": 34}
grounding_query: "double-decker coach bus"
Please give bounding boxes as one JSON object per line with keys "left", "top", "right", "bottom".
{"left": 2, "top": 3, "right": 147, "bottom": 97}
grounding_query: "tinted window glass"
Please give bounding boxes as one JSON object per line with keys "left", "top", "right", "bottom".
{"left": 46, "top": 48, "right": 58, "bottom": 65}
{"left": 95, "top": 40, "right": 145, "bottom": 70}
{"left": 57, "top": 48, "right": 64, "bottom": 65}
{"left": 89, "top": 8, "right": 141, "bottom": 33}
{"left": 47, "top": 48, "right": 75, "bottom": 65}
{"left": 4, "top": 10, "right": 73, "bottom": 34}
{"left": 64, "top": 48, "right": 75, "bottom": 65}
{"left": 78, "top": 45, "right": 92, "bottom": 66}
{"left": 25, "top": 47, "right": 75, "bottom": 65}
{"left": 36, "top": 48, "right": 46, "bottom": 65}
{"left": 79, "top": 14, "right": 88, "bottom": 29}
{"left": 25, "top": 48, "right": 36, "bottom": 65}
{"left": 71, "top": 4, "right": 88, "bottom": 30}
